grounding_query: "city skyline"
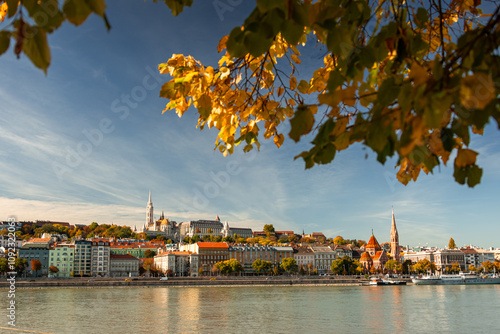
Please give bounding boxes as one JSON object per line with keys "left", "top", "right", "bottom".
{"left": 1, "top": 2, "right": 500, "bottom": 249}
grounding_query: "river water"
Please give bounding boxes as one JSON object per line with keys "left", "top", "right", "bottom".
{"left": 2, "top": 284, "right": 499, "bottom": 333}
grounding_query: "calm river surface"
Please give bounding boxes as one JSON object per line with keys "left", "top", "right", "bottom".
{"left": 2, "top": 284, "right": 500, "bottom": 333}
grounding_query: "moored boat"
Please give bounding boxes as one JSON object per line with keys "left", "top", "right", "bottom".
{"left": 412, "top": 273, "right": 500, "bottom": 285}
{"left": 411, "top": 275, "right": 441, "bottom": 285}
{"left": 370, "top": 277, "right": 407, "bottom": 286}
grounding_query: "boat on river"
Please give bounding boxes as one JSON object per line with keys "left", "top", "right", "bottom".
{"left": 369, "top": 277, "right": 407, "bottom": 286}
{"left": 412, "top": 273, "right": 500, "bottom": 285}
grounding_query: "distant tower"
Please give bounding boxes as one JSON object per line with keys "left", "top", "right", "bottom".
{"left": 146, "top": 190, "right": 154, "bottom": 226}
{"left": 390, "top": 208, "right": 401, "bottom": 263}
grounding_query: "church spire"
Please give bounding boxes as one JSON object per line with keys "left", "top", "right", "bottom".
{"left": 146, "top": 190, "right": 154, "bottom": 226}
{"left": 390, "top": 208, "right": 401, "bottom": 263}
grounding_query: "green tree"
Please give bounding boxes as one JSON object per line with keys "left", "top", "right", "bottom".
{"left": 402, "top": 259, "right": 412, "bottom": 274}
{"left": 14, "top": 257, "right": 27, "bottom": 275}
{"left": 306, "top": 262, "right": 314, "bottom": 275}
{"left": 157, "top": 1, "right": 499, "bottom": 188}
{"left": 191, "top": 235, "right": 201, "bottom": 243}
{"left": 384, "top": 259, "right": 400, "bottom": 274}
{"left": 155, "top": 235, "right": 166, "bottom": 241}
{"left": 450, "top": 262, "right": 462, "bottom": 274}
{"left": 494, "top": 261, "right": 500, "bottom": 273}
{"left": 278, "top": 234, "right": 289, "bottom": 244}
{"left": 288, "top": 235, "right": 300, "bottom": 243}
{"left": 0, "top": 257, "right": 7, "bottom": 275}
{"left": 413, "top": 259, "right": 433, "bottom": 274}
{"left": 448, "top": 238, "right": 457, "bottom": 249}
{"left": 215, "top": 259, "right": 242, "bottom": 276}
{"left": 144, "top": 250, "right": 157, "bottom": 258}
{"left": 333, "top": 236, "right": 346, "bottom": 245}
{"left": 263, "top": 224, "right": 275, "bottom": 237}
{"left": 143, "top": 258, "right": 154, "bottom": 275}
{"left": 31, "top": 259, "right": 42, "bottom": 277}
{"left": 222, "top": 236, "right": 234, "bottom": 243}
{"left": 236, "top": 237, "right": 247, "bottom": 244}
{"left": 481, "top": 261, "right": 494, "bottom": 273}
{"left": 280, "top": 258, "right": 298, "bottom": 274}
{"left": 2, "top": 1, "right": 499, "bottom": 187}
{"left": 252, "top": 259, "right": 273, "bottom": 275}
{"left": 353, "top": 260, "right": 364, "bottom": 275}
{"left": 228, "top": 259, "right": 243, "bottom": 274}
{"left": 299, "top": 265, "right": 306, "bottom": 276}
{"left": 331, "top": 256, "right": 359, "bottom": 275}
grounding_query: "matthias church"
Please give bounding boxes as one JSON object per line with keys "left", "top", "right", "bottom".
{"left": 137, "top": 191, "right": 253, "bottom": 242}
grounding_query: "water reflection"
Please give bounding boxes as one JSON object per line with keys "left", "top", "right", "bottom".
{"left": 8, "top": 285, "right": 500, "bottom": 333}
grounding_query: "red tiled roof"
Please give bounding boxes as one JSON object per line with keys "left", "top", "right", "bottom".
{"left": 197, "top": 242, "right": 229, "bottom": 248}
{"left": 460, "top": 249, "right": 478, "bottom": 254}
{"left": 27, "top": 238, "right": 51, "bottom": 243}
{"left": 110, "top": 254, "right": 139, "bottom": 260}
{"left": 373, "top": 250, "right": 384, "bottom": 260}
{"left": 110, "top": 244, "right": 158, "bottom": 249}
{"left": 157, "top": 251, "right": 192, "bottom": 256}
{"left": 366, "top": 235, "right": 381, "bottom": 250}
{"left": 360, "top": 252, "right": 372, "bottom": 260}
{"left": 53, "top": 243, "right": 74, "bottom": 248}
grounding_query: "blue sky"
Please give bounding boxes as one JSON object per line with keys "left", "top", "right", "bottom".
{"left": 0, "top": 1, "right": 499, "bottom": 249}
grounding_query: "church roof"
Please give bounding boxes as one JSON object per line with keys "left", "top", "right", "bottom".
{"left": 366, "top": 234, "right": 381, "bottom": 250}
{"left": 360, "top": 252, "right": 372, "bottom": 261}
{"left": 373, "top": 250, "right": 385, "bottom": 260}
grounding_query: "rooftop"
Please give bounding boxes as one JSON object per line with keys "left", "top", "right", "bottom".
{"left": 110, "top": 254, "right": 139, "bottom": 260}
{"left": 197, "top": 242, "right": 229, "bottom": 249}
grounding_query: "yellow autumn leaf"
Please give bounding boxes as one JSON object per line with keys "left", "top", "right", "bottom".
{"left": 0, "top": 2, "right": 7, "bottom": 23}
{"left": 219, "top": 67, "right": 230, "bottom": 81}
{"left": 334, "top": 132, "right": 350, "bottom": 151}
{"left": 289, "top": 76, "right": 297, "bottom": 90}
{"left": 455, "top": 148, "right": 478, "bottom": 167}
{"left": 318, "top": 91, "right": 341, "bottom": 107}
{"left": 427, "top": 131, "right": 445, "bottom": 157}
{"left": 459, "top": 73, "right": 495, "bottom": 109}
{"left": 409, "top": 62, "right": 428, "bottom": 86}
{"left": 217, "top": 35, "right": 228, "bottom": 53}
{"left": 332, "top": 117, "right": 348, "bottom": 136}
{"left": 277, "top": 87, "right": 284, "bottom": 97}
{"left": 341, "top": 86, "right": 357, "bottom": 107}
{"left": 274, "top": 133, "right": 284, "bottom": 148}
{"left": 291, "top": 54, "right": 301, "bottom": 64}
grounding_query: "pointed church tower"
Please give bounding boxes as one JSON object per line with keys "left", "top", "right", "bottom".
{"left": 146, "top": 190, "right": 154, "bottom": 226}
{"left": 390, "top": 208, "right": 401, "bottom": 263}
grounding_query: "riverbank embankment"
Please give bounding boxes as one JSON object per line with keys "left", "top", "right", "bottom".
{"left": 0, "top": 276, "right": 403, "bottom": 288}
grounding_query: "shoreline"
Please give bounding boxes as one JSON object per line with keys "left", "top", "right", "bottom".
{"left": 0, "top": 277, "right": 382, "bottom": 289}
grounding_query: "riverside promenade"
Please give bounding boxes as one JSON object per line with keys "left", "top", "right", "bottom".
{"left": 0, "top": 276, "right": 400, "bottom": 288}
